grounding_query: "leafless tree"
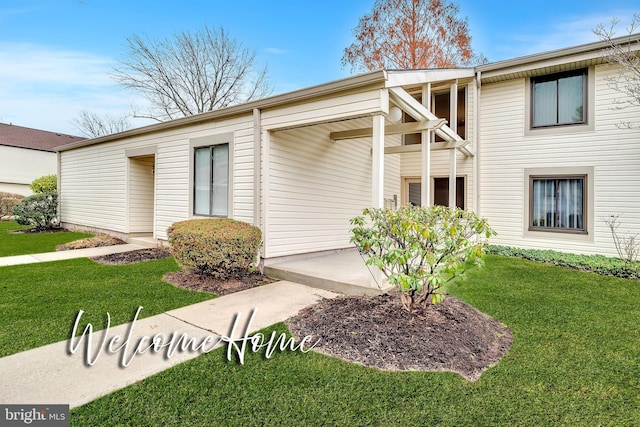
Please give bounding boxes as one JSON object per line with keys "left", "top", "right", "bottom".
{"left": 593, "top": 14, "right": 640, "bottom": 128}
{"left": 71, "top": 110, "right": 132, "bottom": 138}
{"left": 111, "top": 26, "right": 273, "bottom": 122}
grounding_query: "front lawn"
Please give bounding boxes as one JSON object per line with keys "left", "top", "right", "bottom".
{"left": 0, "top": 257, "right": 214, "bottom": 357}
{"left": 0, "top": 221, "right": 93, "bottom": 257}
{"left": 70, "top": 255, "right": 640, "bottom": 426}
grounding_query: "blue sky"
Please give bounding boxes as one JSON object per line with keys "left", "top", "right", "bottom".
{"left": 0, "top": 0, "right": 638, "bottom": 136}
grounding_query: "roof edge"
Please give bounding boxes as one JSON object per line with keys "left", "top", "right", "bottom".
{"left": 477, "top": 32, "right": 640, "bottom": 73}
{"left": 57, "top": 70, "right": 388, "bottom": 152}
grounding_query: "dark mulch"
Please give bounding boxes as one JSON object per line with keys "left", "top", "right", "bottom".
{"left": 287, "top": 291, "right": 512, "bottom": 381}
{"left": 10, "top": 227, "right": 65, "bottom": 234}
{"left": 91, "top": 248, "right": 173, "bottom": 265}
{"left": 163, "top": 270, "right": 277, "bottom": 295}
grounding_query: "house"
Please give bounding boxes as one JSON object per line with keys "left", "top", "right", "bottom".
{"left": 0, "top": 123, "right": 84, "bottom": 195}
{"left": 56, "top": 34, "right": 640, "bottom": 261}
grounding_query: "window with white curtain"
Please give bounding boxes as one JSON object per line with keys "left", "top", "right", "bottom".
{"left": 530, "top": 176, "right": 585, "bottom": 233}
{"left": 532, "top": 69, "right": 586, "bottom": 128}
{"left": 193, "top": 144, "right": 229, "bottom": 216}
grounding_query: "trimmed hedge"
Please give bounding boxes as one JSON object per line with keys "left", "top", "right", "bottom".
{"left": 487, "top": 245, "right": 640, "bottom": 280}
{"left": 167, "top": 218, "right": 262, "bottom": 278}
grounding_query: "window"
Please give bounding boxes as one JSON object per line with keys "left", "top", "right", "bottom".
{"left": 402, "top": 88, "right": 466, "bottom": 145}
{"left": 531, "top": 69, "right": 586, "bottom": 128}
{"left": 403, "top": 177, "right": 465, "bottom": 209}
{"left": 193, "top": 144, "right": 229, "bottom": 216}
{"left": 529, "top": 175, "right": 585, "bottom": 233}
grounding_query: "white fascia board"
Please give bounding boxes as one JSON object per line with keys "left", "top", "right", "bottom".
{"left": 385, "top": 69, "right": 474, "bottom": 87}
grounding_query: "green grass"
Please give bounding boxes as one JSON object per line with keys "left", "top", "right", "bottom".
{"left": 0, "top": 221, "right": 93, "bottom": 257}
{"left": 70, "top": 256, "right": 640, "bottom": 426}
{"left": 0, "top": 257, "right": 214, "bottom": 357}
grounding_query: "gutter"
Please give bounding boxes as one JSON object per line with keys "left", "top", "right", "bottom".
{"left": 55, "top": 70, "right": 388, "bottom": 152}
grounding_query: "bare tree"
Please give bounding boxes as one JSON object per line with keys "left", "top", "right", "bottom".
{"left": 593, "top": 14, "right": 640, "bottom": 128}
{"left": 111, "top": 26, "right": 273, "bottom": 122}
{"left": 71, "top": 110, "right": 132, "bottom": 138}
{"left": 342, "top": 0, "right": 485, "bottom": 72}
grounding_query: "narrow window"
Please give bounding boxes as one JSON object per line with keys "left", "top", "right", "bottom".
{"left": 433, "top": 177, "right": 465, "bottom": 209}
{"left": 193, "top": 144, "right": 229, "bottom": 216}
{"left": 530, "top": 176, "right": 585, "bottom": 233}
{"left": 532, "top": 69, "right": 586, "bottom": 127}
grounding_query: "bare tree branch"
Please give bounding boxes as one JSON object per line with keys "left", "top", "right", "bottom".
{"left": 594, "top": 14, "right": 640, "bottom": 128}
{"left": 110, "top": 26, "right": 273, "bottom": 122}
{"left": 71, "top": 110, "right": 132, "bottom": 138}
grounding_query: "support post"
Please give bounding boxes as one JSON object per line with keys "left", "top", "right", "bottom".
{"left": 421, "top": 83, "right": 431, "bottom": 207}
{"left": 372, "top": 114, "right": 385, "bottom": 208}
{"left": 449, "top": 82, "right": 458, "bottom": 208}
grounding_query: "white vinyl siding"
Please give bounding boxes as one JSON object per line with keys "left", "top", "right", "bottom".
{"left": 60, "top": 116, "right": 255, "bottom": 240}
{"left": 479, "top": 63, "right": 640, "bottom": 257}
{"left": 128, "top": 156, "right": 155, "bottom": 233}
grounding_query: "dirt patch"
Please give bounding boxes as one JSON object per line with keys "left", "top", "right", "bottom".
{"left": 287, "top": 291, "right": 512, "bottom": 381}
{"left": 57, "top": 234, "right": 126, "bottom": 251}
{"left": 163, "top": 270, "right": 277, "bottom": 295}
{"left": 10, "top": 227, "right": 66, "bottom": 234}
{"left": 91, "top": 248, "right": 172, "bottom": 265}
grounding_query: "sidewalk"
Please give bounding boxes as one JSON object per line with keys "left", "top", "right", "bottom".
{"left": 0, "top": 244, "right": 146, "bottom": 267}
{"left": 0, "top": 281, "right": 337, "bottom": 408}
{"left": 0, "top": 245, "right": 339, "bottom": 408}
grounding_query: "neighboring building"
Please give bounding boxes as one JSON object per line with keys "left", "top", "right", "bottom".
{"left": 0, "top": 123, "right": 84, "bottom": 195}
{"left": 56, "top": 34, "right": 640, "bottom": 260}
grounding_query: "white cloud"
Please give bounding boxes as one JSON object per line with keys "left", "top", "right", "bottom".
{"left": 0, "top": 42, "right": 146, "bottom": 135}
{"left": 264, "top": 47, "right": 288, "bottom": 55}
{"left": 490, "top": 10, "right": 638, "bottom": 60}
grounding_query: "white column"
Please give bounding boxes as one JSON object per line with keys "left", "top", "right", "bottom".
{"left": 421, "top": 83, "right": 431, "bottom": 207}
{"left": 449, "top": 82, "right": 458, "bottom": 208}
{"left": 372, "top": 114, "right": 385, "bottom": 208}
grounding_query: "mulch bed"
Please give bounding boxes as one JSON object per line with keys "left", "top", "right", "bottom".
{"left": 163, "top": 270, "right": 277, "bottom": 295}
{"left": 90, "top": 248, "right": 172, "bottom": 264}
{"left": 287, "top": 291, "right": 513, "bottom": 381}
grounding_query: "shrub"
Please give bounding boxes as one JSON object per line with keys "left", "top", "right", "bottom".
{"left": 350, "top": 205, "right": 496, "bottom": 312}
{"left": 12, "top": 191, "right": 59, "bottom": 230}
{"left": 167, "top": 218, "right": 262, "bottom": 278}
{"left": 487, "top": 245, "right": 640, "bottom": 280}
{"left": 0, "top": 192, "right": 24, "bottom": 219}
{"left": 30, "top": 174, "right": 57, "bottom": 193}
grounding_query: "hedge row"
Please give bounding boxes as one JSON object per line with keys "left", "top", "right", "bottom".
{"left": 487, "top": 245, "right": 640, "bottom": 280}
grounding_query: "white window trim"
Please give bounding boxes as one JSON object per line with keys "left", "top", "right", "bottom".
{"left": 524, "top": 66, "right": 595, "bottom": 136}
{"left": 189, "top": 133, "right": 234, "bottom": 218}
{"left": 523, "top": 166, "right": 594, "bottom": 242}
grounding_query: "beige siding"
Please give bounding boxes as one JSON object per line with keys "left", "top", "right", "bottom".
{"left": 60, "top": 116, "right": 256, "bottom": 240}
{"left": 478, "top": 64, "right": 640, "bottom": 257}
{"left": 128, "top": 156, "right": 155, "bottom": 233}
{"left": 265, "top": 118, "right": 373, "bottom": 258}
{"left": 0, "top": 146, "right": 57, "bottom": 195}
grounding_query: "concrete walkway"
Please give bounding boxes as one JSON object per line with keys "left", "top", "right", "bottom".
{"left": 0, "top": 281, "right": 337, "bottom": 408}
{"left": 0, "top": 244, "right": 147, "bottom": 267}
{"left": 0, "top": 244, "right": 339, "bottom": 408}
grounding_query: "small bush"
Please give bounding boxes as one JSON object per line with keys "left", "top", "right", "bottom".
{"left": 487, "top": 245, "right": 640, "bottom": 280}
{"left": 12, "top": 191, "right": 59, "bottom": 230}
{"left": 30, "top": 174, "right": 57, "bottom": 193}
{"left": 167, "top": 218, "right": 262, "bottom": 279}
{"left": 0, "top": 192, "right": 24, "bottom": 219}
{"left": 351, "top": 205, "right": 496, "bottom": 312}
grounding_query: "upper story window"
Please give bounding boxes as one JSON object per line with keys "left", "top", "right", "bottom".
{"left": 531, "top": 69, "right": 587, "bottom": 128}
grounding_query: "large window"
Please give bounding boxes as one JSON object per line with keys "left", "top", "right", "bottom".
{"left": 531, "top": 69, "right": 586, "bottom": 128}
{"left": 530, "top": 175, "right": 585, "bottom": 233}
{"left": 194, "top": 144, "right": 229, "bottom": 216}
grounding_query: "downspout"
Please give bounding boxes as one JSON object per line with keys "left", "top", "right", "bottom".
{"left": 474, "top": 71, "right": 481, "bottom": 216}
{"left": 57, "top": 150, "right": 62, "bottom": 226}
{"left": 252, "top": 108, "right": 264, "bottom": 263}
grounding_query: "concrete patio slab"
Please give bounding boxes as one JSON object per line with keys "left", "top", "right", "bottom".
{"left": 264, "top": 249, "right": 391, "bottom": 295}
